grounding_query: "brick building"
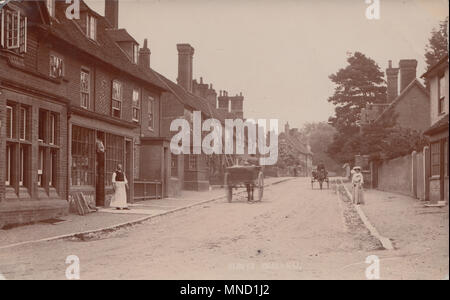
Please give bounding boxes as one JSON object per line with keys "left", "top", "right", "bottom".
{"left": 0, "top": 0, "right": 169, "bottom": 228}
{"left": 1, "top": 0, "right": 70, "bottom": 228}
{"left": 361, "top": 59, "right": 430, "bottom": 132}
{"left": 155, "top": 43, "right": 243, "bottom": 195}
{"left": 423, "top": 55, "right": 449, "bottom": 204}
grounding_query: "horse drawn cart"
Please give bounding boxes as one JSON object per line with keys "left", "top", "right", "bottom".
{"left": 311, "top": 168, "right": 329, "bottom": 190}
{"left": 224, "top": 165, "right": 264, "bottom": 202}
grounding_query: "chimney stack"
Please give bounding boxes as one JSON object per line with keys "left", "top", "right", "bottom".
{"left": 386, "top": 60, "right": 399, "bottom": 102}
{"left": 399, "top": 59, "right": 417, "bottom": 93}
{"left": 177, "top": 44, "right": 195, "bottom": 92}
{"left": 105, "top": 0, "right": 119, "bottom": 29}
{"left": 139, "top": 39, "right": 151, "bottom": 69}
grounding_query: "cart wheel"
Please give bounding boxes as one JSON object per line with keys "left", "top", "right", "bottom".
{"left": 255, "top": 172, "right": 264, "bottom": 201}
{"left": 224, "top": 173, "right": 232, "bottom": 202}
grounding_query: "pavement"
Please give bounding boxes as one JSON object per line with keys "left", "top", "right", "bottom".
{"left": 0, "top": 177, "right": 293, "bottom": 250}
{"left": 342, "top": 182, "right": 449, "bottom": 279}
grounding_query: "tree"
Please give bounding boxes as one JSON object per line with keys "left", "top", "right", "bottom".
{"left": 300, "top": 122, "right": 340, "bottom": 172}
{"left": 327, "top": 52, "right": 387, "bottom": 163}
{"left": 424, "top": 17, "right": 449, "bottom": 88}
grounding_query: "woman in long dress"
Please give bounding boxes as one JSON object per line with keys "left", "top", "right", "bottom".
{"left": 352, "top": 166, "right": 364, "bottom": 205}
{"left": 110, "top": 164, "right": 129, "bottom": 210}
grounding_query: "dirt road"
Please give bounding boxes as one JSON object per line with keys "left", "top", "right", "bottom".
{"left": 0, "top": 178, "right": 447, "bottom": 280}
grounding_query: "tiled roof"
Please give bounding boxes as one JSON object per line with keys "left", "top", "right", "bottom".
{"left": 374, "top": 79, "right": 429, "bottom": 124}
{"left": 422, "top": 54, "right": 449, "bottom": 79}
{"left": 424, "top": 114, "right": 449, "bottom": 136}
{"left": 151, "top": 70, "right": 236, "bottom": 122}
{"left": 106, "top": 28, "right": 138, "bottom": 43}
{"left": 49, "top": 1, "right": 166, "bottom": 91}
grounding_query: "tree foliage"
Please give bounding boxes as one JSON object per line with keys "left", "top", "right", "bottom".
{"left": 425, "top": 17, "right": 449, "bottom": 71}
{"left": 327, "top": 52, "right": 387, "bottom": 163}
{"left": 300, "top": 122, "right": 340, "bottom": 172}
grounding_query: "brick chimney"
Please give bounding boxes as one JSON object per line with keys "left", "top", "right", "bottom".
{"left": 177, "top": 44, "right": 195, "bottom": 92}
{"left": 139, "top": 39, "right": 151, "bottom": 69}
{"left": 386, "top": 60, "right": 399, "bottom": 102}
{"left": 105, "top": 0, "right": 119, "bottom": 29}
{"left": 399, "top": 59, "right": 417, "bottom": 93}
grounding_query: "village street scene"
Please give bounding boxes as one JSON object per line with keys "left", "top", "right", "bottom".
{"left": 0, "top": 0, "right": 448, "bottom": 281}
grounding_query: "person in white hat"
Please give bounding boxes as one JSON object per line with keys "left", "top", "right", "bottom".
{"left": 351, "top": 166, "right": 364, "bottom": 204}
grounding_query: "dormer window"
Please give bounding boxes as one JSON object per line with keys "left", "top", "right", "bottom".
{"left": 86, "top": 14, "right": 97, "bottom": 40}
{"left": 132, "top": 43, "right": 139, "bottom": 64}
{"left": 0, "top": 7, "right": 27, "bottom": 53}
{"left": 46, "top": 0, "right": 55, "bottom": 18}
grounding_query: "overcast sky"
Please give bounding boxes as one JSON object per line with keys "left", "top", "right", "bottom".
{"left": 86, "top": 0, "right": 448, "bottom": 129}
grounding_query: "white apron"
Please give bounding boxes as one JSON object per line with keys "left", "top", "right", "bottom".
{"left": 110, "top": 172, "right": 128, "bottom": 208}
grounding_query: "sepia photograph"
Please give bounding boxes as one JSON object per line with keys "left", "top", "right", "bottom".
{"left": 0, "top": 0, "right": 448, "bottom": 285}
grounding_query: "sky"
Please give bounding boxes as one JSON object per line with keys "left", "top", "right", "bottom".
{"left": 85, "top": 0, "right": 448, "bottom": 129}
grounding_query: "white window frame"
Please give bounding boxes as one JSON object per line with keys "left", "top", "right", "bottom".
{"left": 6, "top": 105, "right": 13, "bottom": 139}
{"left": 49, "top": 114, "right": 56, "bottom": 145}
{"left": 46, "top": 0, "right": 55, "bottom": 18}
{"left": 132, "top": 43, "right": 139, "bottom": 64}
{"left": 50, "top": 54, "right": 64, "bottom": 78}
{"left": 38, "top": 148, "right": 44, "bottom": 187}
{"left": 86, "top": 14, "right": 97, "bottom": 40}
{"left": 148, "top": 96, "right": 155, "bottom": 131}
{"left": 80, "top": 69, "right": 90, "bottom": 109}
{"left": 112, "top": 80, "right": 122, "bottom": 118}
{"left": 132, "top": 89, "right": 140, "bottom": 122}
{"left": 19, "top": 106, "right": 26, "bottom": 141}
{"left": 19, "top": 145, "right": 24, "bottom": 187}
{"left": 0, "top": 8, "right": 27, "bottom": 52}
{"left": 5, "top": 145, "right": 11, "bottom": 186}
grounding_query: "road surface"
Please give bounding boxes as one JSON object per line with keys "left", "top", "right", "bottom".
{"left": 0, "top": 178, "right": 447, "bottom": 279}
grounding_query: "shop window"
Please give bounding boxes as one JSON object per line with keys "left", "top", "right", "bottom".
{"left": 38, "top": 147, "right": 45, "bottom": 187}
{"left": 6, "top": 105, "right": 13, "bottom": 139}
{"left": 71, "top": 125, "right": 95, "bottom": 186}
{"left": 49, "top": 113, "right": 57, "bottom": 145}
{"left": 19, "top": 106, "right": 28, "bottom": 141}
{"left": 19, "top": 144, "right": 28, "bottom": 187}
{"left": 38, "top": 110, "right": 46, "bottom": 142}
{"left": 50, "top": 150, "right": 57, "bottom": 187}
{"left": 5, "top": 144, "right": 13, "bottom": 186}
{"left": 105, "top": 133, "right": 124, "bottom": 186}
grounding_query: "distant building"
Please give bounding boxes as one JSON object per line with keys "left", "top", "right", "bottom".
{"left": 422, "top": 55, "right": 449, "bottom": 204}
{"left": 278, "top": 123, "right": 313, "bottom": 177}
